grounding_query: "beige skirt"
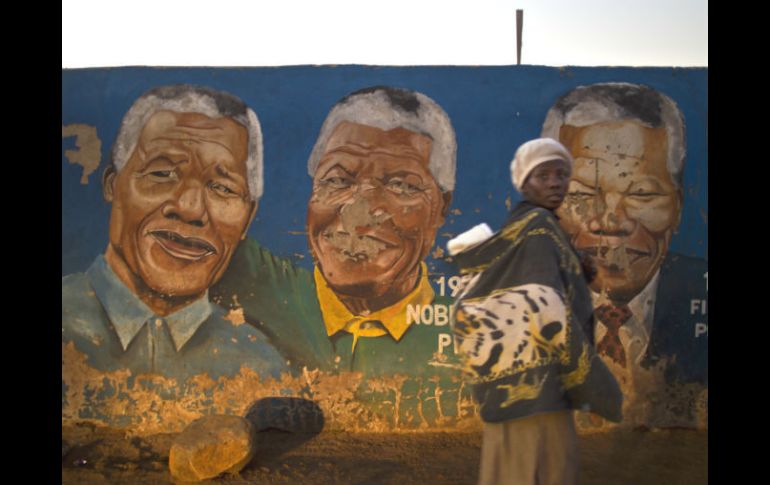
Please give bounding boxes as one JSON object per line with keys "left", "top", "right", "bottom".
{"left": 478, "top": 410, "right": 578, "bottom": 485}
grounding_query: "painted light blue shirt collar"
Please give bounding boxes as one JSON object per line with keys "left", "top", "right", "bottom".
{"left": 86, "top": 255, "right": 213, "bottom": 352}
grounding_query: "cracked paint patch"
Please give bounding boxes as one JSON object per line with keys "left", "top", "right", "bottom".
{"left": 431, "top": 246, "right": 445, "bottom": 259}
{"left": 324, "top": 197, "right": 392, "bottom": 262}
{"left": 63, "top": 343, "right": 480, "bottom": 435}
{"left": 575, "top": 354, "right": 708, "bottom": 433}
{"left": 63, "top": 335, "right": 704, "bottom": 435}
{"left": 224, "top": 308, "right": 245, "bottom": 327}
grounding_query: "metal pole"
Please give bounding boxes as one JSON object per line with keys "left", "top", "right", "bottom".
{"left": 516, "top": 9, "right": 523, "bottom": 65}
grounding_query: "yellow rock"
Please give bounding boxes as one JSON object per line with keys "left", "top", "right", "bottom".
{"left": 169, "top": 414, "right": 255, "bottom": 482}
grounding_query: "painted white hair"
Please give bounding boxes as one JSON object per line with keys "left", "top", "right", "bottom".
{"left": 541, "top": 82, "right": 686, "bottom": 188}
{"left": 307, "top": 86, "right": 456, "bottom": 192}
{"left": 111, "top": 84, "right": 264, "bottom": 201}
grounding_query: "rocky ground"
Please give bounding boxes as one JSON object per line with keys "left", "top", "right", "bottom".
{"left": 62, "top": 424, "right": 707, "bottom": 484}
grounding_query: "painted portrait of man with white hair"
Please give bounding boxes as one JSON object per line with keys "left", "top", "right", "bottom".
{"left": 305, "top": 86, "right": 455, "bottom": 354}
{"left": 214, "top": 86, "right": 461, "bottom": 380}
{"left": 62, "top": 85, "right": 290, "bottom": 386}
{"left": 541, "top": 82, "right": 707, "bottom": 427}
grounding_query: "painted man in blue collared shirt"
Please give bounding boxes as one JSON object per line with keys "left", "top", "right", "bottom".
{"left": 62, "top": 85, "right": 290, "bottom": 392}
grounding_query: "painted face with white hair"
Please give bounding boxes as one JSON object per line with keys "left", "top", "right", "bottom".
{"left": 556, "top": 120, "right": 681, "bottom": 303}
{"left": 307, "top": 121, "right": 450, "bottom": 311}
{"left": 104, "top": 110, "right": 257, "bottom": 301}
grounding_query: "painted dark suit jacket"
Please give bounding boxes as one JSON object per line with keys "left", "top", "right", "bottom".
{"left": 639, "top": 252, "right": 708, "bottom": 386}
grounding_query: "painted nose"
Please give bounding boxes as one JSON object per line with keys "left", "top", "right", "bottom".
{"left": 358, "top": 180, "right": 377, "bottom": 193}
{"left": 338, "top": 181, "right": 391, "bottom": 234}
{"left": 587, "top": 191, "right": 634, "bottom": 235}
{"left": 162, "top": 181, "right": 208, "bottom": 227}
{"left": 357, "top": 180, "right": 390, "bottom": 216}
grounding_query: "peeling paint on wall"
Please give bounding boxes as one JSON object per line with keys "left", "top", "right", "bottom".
{"left": 591, "top": 354, "right": 707, "bottom": 430}
{"left": 62, "top": 124, "right": 101, "bottom": 184}
{"left": 63, "top": 343, "right": 481, "bottom": 436}
{"left": 224, "top": 308, "right": 246, "bottom": 326}
{"left": 64, "top": 333, "right": 706, "bottom": 435}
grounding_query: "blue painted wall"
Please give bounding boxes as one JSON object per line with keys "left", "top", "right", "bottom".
{"left": 62, "top": 66, "right": 707, "bottom": 277}
{"left": 62, "top": 66, "right": 708, "bottom": 432}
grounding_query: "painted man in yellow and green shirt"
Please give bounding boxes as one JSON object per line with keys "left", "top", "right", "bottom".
{"left": 212, "top": 87, "right": 467, "bottom": 429}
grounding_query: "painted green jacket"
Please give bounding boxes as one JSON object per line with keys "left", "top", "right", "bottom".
{"left": 211, "top": 239, "right": 473, "bottom": 429}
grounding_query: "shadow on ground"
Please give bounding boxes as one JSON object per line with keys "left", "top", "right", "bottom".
{"left": 62, "top": 423, "right": 707, "bottom": 485}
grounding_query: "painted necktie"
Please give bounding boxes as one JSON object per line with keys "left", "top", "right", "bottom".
{"left": 594, "top": 303, "right": 632, "bottom": 368}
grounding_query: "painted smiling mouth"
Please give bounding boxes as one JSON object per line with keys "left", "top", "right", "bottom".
{"left": 341, "top": 249, "right": 370, "bottom": 262}
{"left": 150, "top": 230, "right": 217, "bottom": 261}
{"left": 322, "top": 231, "right": 396, "bottom": 263}
{"left": 582, "top": 246, "right": 651, "bottom": 266}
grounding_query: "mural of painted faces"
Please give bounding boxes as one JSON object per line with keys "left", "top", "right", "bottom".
{"left": 104, "top": 110, "right": 257, "bottom": 302}
{"left": 308, "top": 120, "right": 450, "bottom": 311}
{"left": 556, "top": 120, "right": 681, "bottom": 303}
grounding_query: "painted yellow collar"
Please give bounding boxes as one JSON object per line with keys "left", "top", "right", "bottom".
{"left": 314, "top": 262, "right": 435, "bottom": 345}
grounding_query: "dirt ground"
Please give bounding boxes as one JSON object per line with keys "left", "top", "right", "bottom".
{"left": 62, "top": 424, "right": 707, "bottom": 484}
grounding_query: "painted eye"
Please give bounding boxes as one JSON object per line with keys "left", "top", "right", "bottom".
{"left": 208, "top": 181, "right": 239, "bottom": 197}
{"left": 386, "top": 178, "right": 421, "bottom": 195}
{"left": 148, "top": 170, "right": 178, "bottom": 181}
{"left": 629, "top": 194, "right": 658, "bottom": 201}
{"left": 568, "top": 190, "right": 595, "bottom": 199}
{"left": 628, "top": 189, "right": 661, "bottom": 200}
{"left": 566, "top": 179, "right": 595, "bottom": 200}
{"left": 324, "top": 177, "right": 353, "bottom": 189}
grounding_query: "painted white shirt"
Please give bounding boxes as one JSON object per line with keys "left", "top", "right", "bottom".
{"left": 593, "top": 271, "right": 660, "bottom": 367}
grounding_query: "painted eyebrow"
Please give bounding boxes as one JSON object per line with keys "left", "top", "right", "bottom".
{"left": 576, "top": 152, "right": 647, "bottom": 163}
{"left": 382, "top": 170, "right": 426, "bottom": 182}
{"left": 626, "top": 177, "right": 667, "bottom": 192}
{"left": 568, "top": 177, "right": 597, "bottom": 189}
{"left": 214, "top": 164, "right": 247, "bottom": 187}
{"left": 138, "top": 155, "right": 184, "bottom": 173}
{"left": 317, "top": 162, "right": 356, "bottom": 179}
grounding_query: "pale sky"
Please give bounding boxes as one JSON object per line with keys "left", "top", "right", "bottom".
{"left": 62, "top": 0, "right": 707, "bottom": 67}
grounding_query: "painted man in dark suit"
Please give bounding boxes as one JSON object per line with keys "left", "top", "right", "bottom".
{"left": 541, "top": 83, "right": 707, "bottom": 427}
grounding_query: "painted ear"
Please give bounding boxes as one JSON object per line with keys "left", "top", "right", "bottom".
{"left": 440, "top": 191, "right": 453, "bottom": 220}
{"left": 240, "top": 200, "right": 259, "bottom": 240}
{"left": 558, "top": 125, "right": 579, "bottom": 152}
{"left": 102, "top": 165, "right": 117, "bottom": 202}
